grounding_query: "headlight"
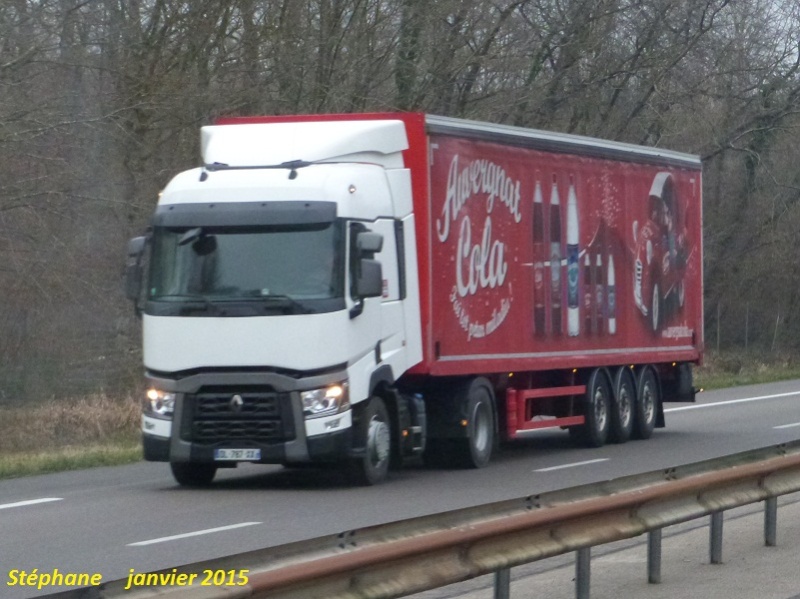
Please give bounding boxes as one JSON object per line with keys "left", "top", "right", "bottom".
{"left": 646, "top": 240, "right": 653, "bottom": 265}
{"left": 145, "top": 388, "right": 176, "bottom": 417}
{"left": 301, "top": 383, "right": 349, "bottom": 419}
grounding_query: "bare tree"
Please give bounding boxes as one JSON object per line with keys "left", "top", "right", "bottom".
{"left": 4, "top": 0, "right": 800, "bottom": 402}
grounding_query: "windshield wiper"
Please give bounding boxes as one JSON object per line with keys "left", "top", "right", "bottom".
{"left": 256, "top": 294, "right": 311, "bottom": 314}
{"left": 155, "top": 293, "right": 312, "bottom": 315}
{"left": 155, "top": 295, "right": 223, "bottom": 316}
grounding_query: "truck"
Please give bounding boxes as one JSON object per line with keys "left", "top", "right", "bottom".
{"left": 125, "top": 113, "right": 702, "bottom": 486}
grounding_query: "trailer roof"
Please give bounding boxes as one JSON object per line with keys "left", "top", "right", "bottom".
{"left": 425, "top": 114, "right": 701, "bottom": 169}
{"left": 214, "top": 112, "right": 701, "bottom": 169}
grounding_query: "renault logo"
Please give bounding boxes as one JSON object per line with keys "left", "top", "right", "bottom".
{"left": 230, "top": 394, "right": 244, "bottom": 412}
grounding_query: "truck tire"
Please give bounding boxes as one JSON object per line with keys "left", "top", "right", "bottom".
{"left": 453, "top": 378, "right": 495, "bottom": 469}
{"left": 609, "top": 368, "right": 635, "bottom": 443}
{"left": 634, "top": 367, "right": 659, "bottom": 439}
{"left": 170, "top": 462, "right": 217, "bottom": 487}
{"left": 348, "top": 397, "right": 392, "bottom": 485}
{"left": 572, "top": 369, "right": 610, "bottom": 447}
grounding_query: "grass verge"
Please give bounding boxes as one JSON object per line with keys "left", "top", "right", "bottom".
{"left": 694, "top": 352, "right": 800, "bottom": 390}
{"left": 0, "top": 392, "right": 141, "bottom": 480}
{"left": 0, "top": 443, "right": 142, "bottom": 480}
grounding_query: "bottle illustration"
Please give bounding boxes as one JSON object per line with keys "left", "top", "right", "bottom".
{"left": 566, "top": 177, "right": 580, "bottom": 337}
{"left": 532, "top": 180, "right": 546, "bottom": 338}
{"left": 549, "top": 175, "right": 562, "bottom": 336}
{"left": 584, "top": 253, "right": 593, "bottom": 335}
{"left": 607, "top": 253, "right": 617, "bottom": 334}
{"left": 595, "top": 253, "right": 604, "bottom": 335}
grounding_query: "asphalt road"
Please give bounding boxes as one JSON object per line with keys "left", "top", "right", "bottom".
{"left": 2, "top": 379, "right": 800, "bottom": 598}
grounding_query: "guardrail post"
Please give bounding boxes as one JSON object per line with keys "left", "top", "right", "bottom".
{"left": 576, "top": 547, "right": 591, "bottom": 599}
{"left": 647, "top": 528, "right": 662, "bottom": 583}
{"left": 494, "top": 568, "right": 511, "bottom": 599}
{"left": 710, "top": 511, "right": 724, "bottom": 564}
{"left": 764, "top": 497, "right": 778, "bottom": 547}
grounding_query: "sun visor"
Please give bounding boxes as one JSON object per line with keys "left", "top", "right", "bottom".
{"left": 152, "top": 200, "right": 337, "bottom": 228}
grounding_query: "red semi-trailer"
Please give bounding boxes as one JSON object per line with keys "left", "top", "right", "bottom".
{"left": 127, "top": 113, "right": 702, "bottom": 486}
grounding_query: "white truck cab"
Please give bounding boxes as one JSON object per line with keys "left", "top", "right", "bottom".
{"left": 127, "top": 118, "right": 423, "bottom": 486}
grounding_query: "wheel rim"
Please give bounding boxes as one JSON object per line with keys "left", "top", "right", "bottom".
{"left": 641, "top": 381, "right": 655, "bottom": 424}
{"left": 472, "top": 401, "right": 491, "bottom": 454}
{"left": 366, "top": 415, "right": 390, "bottom": 467}
{"left": 594, "top": 385, "right": 608, "bottom": 430}
{"left": 618, "top": 384, "right": 632, "bottom": 427}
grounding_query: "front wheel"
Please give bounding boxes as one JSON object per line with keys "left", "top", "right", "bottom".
{"left": 348, "top": 397, "right": 392, "bottom": 485}
{"left": 170, "top": 462, "right": 217, "bottom": 487}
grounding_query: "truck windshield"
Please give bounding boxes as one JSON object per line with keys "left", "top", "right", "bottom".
{"left": 147, "top": 222, "right": 345, "bottom": 315}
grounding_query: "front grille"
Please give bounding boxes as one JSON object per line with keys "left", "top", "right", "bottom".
{"left": 185, "top": 388, "right": 294, "bottom": 444}
{"left": 195, "top": 393, "right": 282, "bottom": 417}
{"left": 193, "top": 419, "right": 283, "bottom": 443}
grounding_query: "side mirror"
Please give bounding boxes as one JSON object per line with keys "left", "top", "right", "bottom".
{"left": 356, "top": 259, "right": 383, "bottom": 298}
{"left": 125, "top": 236, "right": 146, "bottom": 302}
{"left": 349, "top": 228, "right": 384, "bottom": 318}
{"left": 357, "top": 231, "right": 383, "bottom": 254}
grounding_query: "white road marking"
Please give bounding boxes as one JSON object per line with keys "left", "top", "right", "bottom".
{"left": 774, "top": 422, "right": 800, "bottom": 430}
{"left": 128, "top": 522, "right": 262, "bottom": 546}
{"left": 665, "top": 391, "right": 800, "bottom": 413}
{"left": 534, "top": 458, "right": 609, "bottom": 473}
{"left": 0, "top": 498, "right": 62, "bottom": 511}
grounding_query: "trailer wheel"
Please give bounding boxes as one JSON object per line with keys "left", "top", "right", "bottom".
{"left": 573, "top": 369, "right": 611, "bottom": 447}
{"left": 609, "top": 368, "right": 635, "bottom": 444}
{"left": 170, "top": 462, "right": 217, "bottom": 487}
{"left": 454, "top": 378, "right": 495, "bottom": 469}
{"left": 634, "top": 367, "right": 659, "bottom": 439}
{"left": 349, "top": 397, "right": 391, "bottom": 485}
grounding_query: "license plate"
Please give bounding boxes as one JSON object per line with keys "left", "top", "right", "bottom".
{"left": 214, "top": 448, "right": 261, "bottom": 461}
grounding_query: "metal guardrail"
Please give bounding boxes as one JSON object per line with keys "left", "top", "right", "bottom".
{"left": 46, "top": 440, "right": 800, "bottom": 599}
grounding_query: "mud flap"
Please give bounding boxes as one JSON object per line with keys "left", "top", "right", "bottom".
{"left": 662, "top": 362, "right": 696, "bottom": 403}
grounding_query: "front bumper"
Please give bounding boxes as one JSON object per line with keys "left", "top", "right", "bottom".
{"left": 142, "top": 368, "right": 353, "bottom": 465}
